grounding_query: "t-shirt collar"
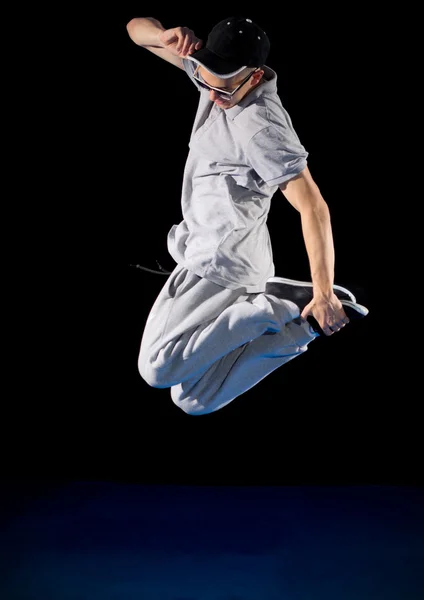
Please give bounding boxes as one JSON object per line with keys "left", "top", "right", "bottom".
{"left": 224, "top": 65, "right": 277, "bottom": 120}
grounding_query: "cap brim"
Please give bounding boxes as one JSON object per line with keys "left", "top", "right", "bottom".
{"left": 187, "top": 48, "right": 246, "bottom": 79}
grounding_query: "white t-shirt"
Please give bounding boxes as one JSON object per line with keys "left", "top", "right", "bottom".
{"left": 167, "top": 59, "right": 308, "bottom": 293}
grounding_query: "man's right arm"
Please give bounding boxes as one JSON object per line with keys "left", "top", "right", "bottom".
{"left": 126, "top": 17, "right": 165, "bottom": 48}
{"left": 126, "top": 17, "right": 203, "bottom": 70}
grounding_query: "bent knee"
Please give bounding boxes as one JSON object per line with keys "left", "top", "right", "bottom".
{"left": 138, "top": 355, "right": 170, "bottom": 389}
{"left": 173, "top": 399, "right": 211, "bottom": 416}
{"left": 171, "top": 386, "right": 211, "bottom": 416}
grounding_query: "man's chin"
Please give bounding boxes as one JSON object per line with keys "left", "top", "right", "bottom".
{"left": 215, "top": 100, "right": 231, "bottom": 109}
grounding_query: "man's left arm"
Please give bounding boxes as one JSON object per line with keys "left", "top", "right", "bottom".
{"left": 279, "top": 166, "right": 349, "bottom": 335}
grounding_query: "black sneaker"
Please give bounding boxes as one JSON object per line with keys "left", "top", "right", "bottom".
{"left": 265, "top": 276, "right": 357, "bottom": 310}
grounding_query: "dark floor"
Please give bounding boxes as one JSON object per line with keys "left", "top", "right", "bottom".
{"left": 1, "top": 481, "right": 423, "bottom": 599}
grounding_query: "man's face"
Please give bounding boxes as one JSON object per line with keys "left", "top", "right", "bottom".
{"left": 198, "top": 67, "right": 264, "bottom": 109}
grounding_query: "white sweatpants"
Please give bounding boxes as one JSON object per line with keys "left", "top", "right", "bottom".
{"left": 138, "top": 265, "right": 317, "bottom": 415}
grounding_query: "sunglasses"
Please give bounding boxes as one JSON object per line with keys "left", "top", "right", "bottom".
{"left": 193, "top": 65, "right": 260, "bottom": 100}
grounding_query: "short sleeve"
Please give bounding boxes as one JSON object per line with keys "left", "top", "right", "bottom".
{"left": 246, "top": 124, "right": 308, "bottom": 186}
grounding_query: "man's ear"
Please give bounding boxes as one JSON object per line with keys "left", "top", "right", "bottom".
{"left": 255, "top": 69, "right": 265, "bottom": 82}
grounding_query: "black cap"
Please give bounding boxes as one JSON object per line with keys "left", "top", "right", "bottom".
{"left": 188, "top": 16, "right": 270, "bottom": 79}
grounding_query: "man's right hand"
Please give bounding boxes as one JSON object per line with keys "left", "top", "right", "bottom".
{"left": 157, "top": 27, "right": 203, "bottom": 58}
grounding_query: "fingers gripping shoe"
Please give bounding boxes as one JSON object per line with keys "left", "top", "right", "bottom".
{"left": 265, "top": 277, "right": 368, "bottom": 336}
{"left": 307, "top": 299, "right": 369, "bottom": 335}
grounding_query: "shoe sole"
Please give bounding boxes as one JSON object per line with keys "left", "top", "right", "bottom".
{"left": 341, "top": 300, "right": 369, "bottom": 317}
{"left": 267, "top": 277, "right": 357, "bottom": 303}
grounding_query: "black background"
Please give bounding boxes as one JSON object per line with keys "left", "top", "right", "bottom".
{"left": 7, "top": 5, "right": 418, "bottom": 489}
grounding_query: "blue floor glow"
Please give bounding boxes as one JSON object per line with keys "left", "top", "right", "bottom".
{"left": 1, "top": 482, "right": 423, "bottom": 599}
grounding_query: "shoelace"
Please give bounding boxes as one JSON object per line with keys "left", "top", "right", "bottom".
{"left": 129, "top": 262, "right": 172, "bottom": 275}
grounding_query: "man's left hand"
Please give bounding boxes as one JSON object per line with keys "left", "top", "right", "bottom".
{"left": 300, "top": 293, "right": 350, "bottom": 336}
